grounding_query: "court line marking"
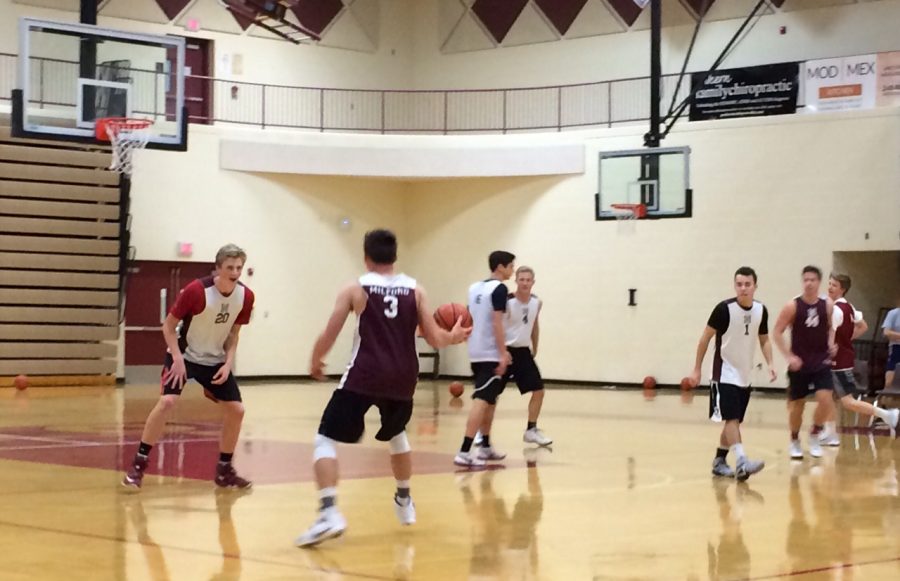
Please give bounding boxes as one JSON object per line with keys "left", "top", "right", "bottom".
{"left": 0, "top": 437, "right": 221, "bottom": 452}
{"left": 0, "top": 517, "right": 397, "bottom": 580}
{"left": 742, "top": 555, "right": 900, "bottom": 580}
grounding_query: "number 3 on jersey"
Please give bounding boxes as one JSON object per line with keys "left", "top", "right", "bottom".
{"left": 383, "top": 295, "right": 398, "bottom": 319}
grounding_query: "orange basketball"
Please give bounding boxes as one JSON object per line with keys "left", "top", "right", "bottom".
{"left": 449, "top": 381, "right": 464, "bottom": 398}
{"left": 642, "top": 376, "right": 656, "bottom": 390}
{"left": 680, "top": 377, "right": 695, "bottom": 391}
{"left": 14, "top": 374, "right": 28, "bottom": 391}
{"left": 434, "top": 303, "right": 472, "bottom": 331}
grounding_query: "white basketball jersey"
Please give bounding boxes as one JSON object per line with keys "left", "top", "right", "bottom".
{"left": 710, "top": 299, "right": 768, "bottom": 387}
{"left": 468, "top": 279, "right": 507, "bottom": 362}
{"left": 505, "top": 295, "right": 540, "bottom": 348}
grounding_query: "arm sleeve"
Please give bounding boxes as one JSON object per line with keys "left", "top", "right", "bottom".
{"left": 759, "top": 306, "right": 769, "bottom": 335}
{"left": 491, "top": 284, "right": 508, "bottom": 312}
{"left": 883, "top": 309, "right": 897, "bottom": 330}
{"left": 706, "top": 302, "right": 729, "bottom": 334}
{"left": 170, "top": 280, "right": 205, "bottom": 320}
{"left": 235, "top": 287, "right": 255, "bottom": 325}
{"left": 832, "top": 306, "right": 844, "bottom": 330}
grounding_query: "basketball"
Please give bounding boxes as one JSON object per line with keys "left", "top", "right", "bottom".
{"left": 434, "top": 303, "right": 472, "bottom": 331}
{"left": 448, "top": 381, "right": 464, "bottom": 398}
{"left": 680, "top": 377, "right": 695, "bottom": 391}
{"left": 14, "top": 374, "right": 28, "bottom": 391}
{"left": 642, "top": 376, "right": 656, "bottom": 390}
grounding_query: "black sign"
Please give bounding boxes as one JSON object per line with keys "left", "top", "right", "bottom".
{"left": 689, "top": 62, "right": 799, "bottom": 121}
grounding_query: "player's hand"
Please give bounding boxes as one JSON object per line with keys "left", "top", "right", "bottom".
{"left": 311, "top": 359, "right": 326, "bottom": 381}
{"left": 688, "top": 369, "right": 701, "bottom": 389}
{"left": 211, "top": 362, "right": 232, "bottom": 385}
{"left": 828, "top": 343, "right": 838, "bottom": 358}
{"left": 768, "top": 367, "right": 777, "bottom": 383}
{"left": 788, "top": 355, "right": 803, "bottom": 372}
{"left": 163, "top": 356, "right": 187, "bottom": 391}
{"left": 495, "top": 352, "right": 512, "bottom": 376}
{"left": 449, "top": 316, "right": 471, "bottom": 344}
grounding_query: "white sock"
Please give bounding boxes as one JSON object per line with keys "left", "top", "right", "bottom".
{"left": 731, "top": 443, "right": 746, "bottom": 462}
{"left": 825, "top": 421, "right": 836, "bottom": 434}
{"left": 873, "top": 406, "right": 891, "bottom": 422}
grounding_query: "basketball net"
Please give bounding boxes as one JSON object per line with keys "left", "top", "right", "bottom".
{"left": 97, "top": 118, "right": 153, "bottom": 177}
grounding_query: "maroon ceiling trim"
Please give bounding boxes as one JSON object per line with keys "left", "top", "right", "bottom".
{"left": 154, "top": 0, "right": 192, "bottom": 21}
{"left": 290, "top": 0, "right": 344, "bottom": 36}
{"left": 605, "top": 0, "right": 645, "bottom": 27}
{"left": 769, "top": 0, "right": 787, "bottom": 7}
{"left": 472, "top": 0, "right": 530, "bottom": 44}
{"left": 680, "top": 0, "right": 716, "bottom": 18}
{"left": 534, "top": 0, "right": 588, "bottom": 36}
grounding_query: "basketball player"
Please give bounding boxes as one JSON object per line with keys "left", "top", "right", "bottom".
{"left": 689, "top": 267, "right": 774, "bottom": 480}
{"left": 771, "top": 266, "right": 837, "bottom": 460}
{"left": 295, "top": 229, "right": 469, "bottom": 547}
{"left": 454, "top": 251, "right": 516, "bottom": 467}
{"left": 821, "top": 273, "right": 898, "bottom": 443}
{"left": 122, "top": 244, "right": 255, "bottom": 490}
{"left": 882, "top": 297, "right": 900, "bottom": 388}
{"left": 505, "top": 266, "right": 552, "bottom": 446}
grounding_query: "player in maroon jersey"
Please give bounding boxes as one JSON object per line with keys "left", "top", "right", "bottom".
{"left": 295, "top": 229, "right": 469, "bottom": 547}
{"left": 772, "top": 266, "right": 837, "bottom": 460}
{"left": 818, "top": 273, "right": 898, "bottom": 444}
{"left": 123, "top": 244, "right": 255, "bottom": 490}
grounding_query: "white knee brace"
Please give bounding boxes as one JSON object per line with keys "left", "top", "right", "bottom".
{"left": 389, "top": 431, "right": 411, "bottom": 455}
{"left": 314, "top": 434, "right": 337, "bottom": 461}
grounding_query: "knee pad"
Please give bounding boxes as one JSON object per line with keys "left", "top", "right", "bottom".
{"left": 388, "top": 431, "right": 411, "bottom": 455}
{"left": 314, "top": 434, "right": 337, "bottom": 461}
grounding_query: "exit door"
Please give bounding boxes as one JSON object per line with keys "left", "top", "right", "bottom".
{"left": 124, "top": 260, "right": 215, "bottom": 366}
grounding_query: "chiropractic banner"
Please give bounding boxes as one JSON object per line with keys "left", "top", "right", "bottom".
{"left": 690, "top": 62, "right": 799, "bottom": 121}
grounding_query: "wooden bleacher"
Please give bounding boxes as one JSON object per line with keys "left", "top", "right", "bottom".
{"left": 0, "top": 126, "right": 122, "bottom": 387}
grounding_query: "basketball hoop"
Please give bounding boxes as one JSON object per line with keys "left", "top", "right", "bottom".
{"left": 610, "top": 203, "right": 647, "bottom": 219}
{"left": 610, "top": 203, "right": 646, "bottom": 235}
{"left": 95, "top": 117, "right": 153, "bottom": 176}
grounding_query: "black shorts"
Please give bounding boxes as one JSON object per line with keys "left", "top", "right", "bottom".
{"left": 787, "top": 368, "right": 833, "bottom": 401}
{"left": 888, "top": 345, "right": 900, "bottom": 373}
{"left": 471, "top": 362, "right": 508, "bottom": 405}
{"left": 317, "top": 388, "right": 413, "bottom": 444}
{"left": 709, "top": 382, "right": 751, "bottom": 423}
{"left": 507, "top": 347, "right": 544, "bottom": 394}
{"left": 161, "top": 352, "right": 241, "bottom": 402}
{"left": 832, "top": 369, "right": 860, "bottom": 399}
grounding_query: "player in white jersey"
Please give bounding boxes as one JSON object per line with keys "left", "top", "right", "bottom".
{"left": 504, "top": 267, "right": 552, "bottom": 446}
{"left": 454, "top": 251, "right": 516, "bottom": 467}
{"left": 689, "top": 267, "right": 775, "bottom": 481}
{"left": 123, "top": 244, "right": 255, "bottom": 490}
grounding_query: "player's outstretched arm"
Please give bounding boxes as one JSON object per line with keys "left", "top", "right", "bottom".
{"left": 415, "top": 286, "right": 470, "bottom": 349}
{"left": 310, "top": 284, "right": 358, "bottom": 380}
{"left": 689, "top": 326, "right": 716, "bottom": 387}
{"left": 772, "top": 301, "right": 800, "bottom": 371}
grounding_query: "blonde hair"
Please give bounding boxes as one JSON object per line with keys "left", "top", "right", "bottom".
{"left": 215, "top": 243, "right": 247, "bottom": 266}
{"left": 516, "top": 266, "right": 535, "bottom": 277}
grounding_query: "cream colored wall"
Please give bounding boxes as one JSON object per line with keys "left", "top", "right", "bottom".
{"left": 127, "top": 125, "right": 410, "bottom": 377}
{"left": 411, "top": 0, "right": 900, "bottom": 89}
{"left": 403, "top": 109, "right": 900, "bottom": 386}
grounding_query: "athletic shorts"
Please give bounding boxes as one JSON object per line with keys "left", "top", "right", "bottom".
{"left": 507, "top": 347, "right": 544, "bottom": 394}
{"left": 888, "top": 345, "right": 900, "bottom": 374}
{"left": 787, "top": 368, "right": 833, "bottom": 401}
{"left": 471, "top": 362, "right": 508, "bottom": 405}
{"left": 161, "top": 352, "right": 241, "bottom": 402}
{"left": 831, "top": 369, "right": 860, "bottom": 399}
{"left": 317, "top": 388, "right": 413, "bottom": 444}
{"left": 708, "top": 382, "right": 751, "bottom": 423}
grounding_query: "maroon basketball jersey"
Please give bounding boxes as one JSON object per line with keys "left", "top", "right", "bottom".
{"left": 791, "top": 297, "right": 829, "bottom": 372}
{"left": 339, "top": 273, "right": 419, "bottom": 401}
{"left": 832, "top": 300, "right": 856, "bottom": 370}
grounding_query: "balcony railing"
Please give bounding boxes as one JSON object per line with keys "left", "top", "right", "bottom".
{"left": 0, "top": 52, "right": 807, "bottom": 134}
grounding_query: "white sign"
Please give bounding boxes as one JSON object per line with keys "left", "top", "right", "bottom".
{"left": 804, "top": 55, "right": 877, "bottom": 113}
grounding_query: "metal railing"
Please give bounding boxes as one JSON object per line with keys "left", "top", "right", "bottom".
{"left": 0, "top": 51, "right": 802, "bottom": 134}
